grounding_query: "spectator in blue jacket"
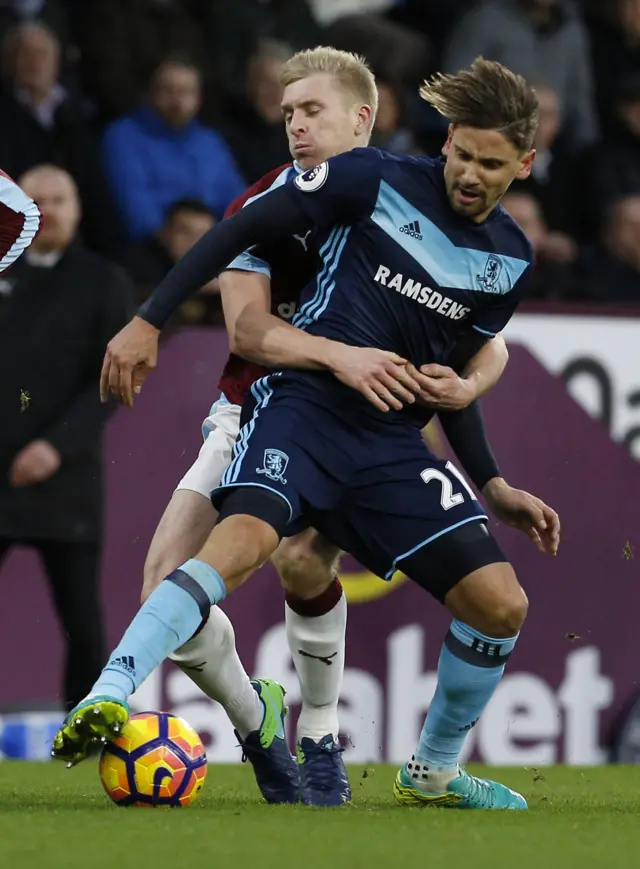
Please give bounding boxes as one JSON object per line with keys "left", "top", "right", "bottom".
{"left": 103, "top": 55, "right": 245, "bottom": 241}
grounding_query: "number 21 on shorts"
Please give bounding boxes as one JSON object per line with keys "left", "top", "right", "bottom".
{"left": 421, "top": 461, "right": 477, "bottom": 510}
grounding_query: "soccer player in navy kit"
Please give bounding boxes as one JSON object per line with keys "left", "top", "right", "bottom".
{"left": 56, "top": 58, "right": 559, "bottom": 809}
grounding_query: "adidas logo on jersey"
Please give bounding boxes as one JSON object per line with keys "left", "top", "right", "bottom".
{"left": 374, "top": 265, "right": 471, "bottom": 321}
{"left": 399, "top": 220, "right": 423, "bottom": 240}
{"left": 110, "top": 655, "right": 136, "bottom": 675}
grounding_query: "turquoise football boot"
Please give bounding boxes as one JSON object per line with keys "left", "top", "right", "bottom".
{"left": 393, "top": 764, "right": 527, "bottom": 810}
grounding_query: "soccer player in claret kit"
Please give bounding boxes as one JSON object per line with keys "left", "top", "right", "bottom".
{"left": 55, "top": 56, "right": 560, "bottom": 810}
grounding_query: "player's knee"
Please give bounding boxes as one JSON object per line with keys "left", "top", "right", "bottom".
{"left": 219, "top": 513, "right": 277, "bottom": 565}
{"left": 273, "top": 537, "right": 337, "bottom": 599}
{"left": 488, "top": 585, "right": 529, "bottom": 637}
{"left": 194, "top": 512, "right": 280, "bottom": 596}
{"left": 275, "top": 547, "right": 327, "bottom": 598}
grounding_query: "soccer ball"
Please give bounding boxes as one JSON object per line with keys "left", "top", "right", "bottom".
{"left": 98, "top": 711, "right": 207, "bottom": 807}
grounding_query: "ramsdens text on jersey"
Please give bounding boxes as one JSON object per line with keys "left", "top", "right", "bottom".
{"left": 373, "top": 265, "right": 471, "bottom": 320}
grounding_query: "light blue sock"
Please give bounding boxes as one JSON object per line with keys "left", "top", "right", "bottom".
{"left": 90, "top": 559, "right": 226, "bottom": 703}
{"left": 415, "top": 620, "right": 518, "bottom": 768}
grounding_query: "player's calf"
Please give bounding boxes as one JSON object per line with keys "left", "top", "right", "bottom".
{"left": 396, "top": 533, "right": 528, "bottom": 809}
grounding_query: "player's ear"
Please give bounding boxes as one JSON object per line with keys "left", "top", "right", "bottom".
{"left": 357, "top": 103, "right": 373, "bottom": 136}
{"left": 515, "top": 149, "right": 535, "bottom": 181}
{"left": 441, "top": 124, "right": 454, "bottom": 157}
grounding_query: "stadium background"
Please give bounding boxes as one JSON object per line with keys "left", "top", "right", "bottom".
{"left": 1, "top": 0, "right": 639, "bottom": 765}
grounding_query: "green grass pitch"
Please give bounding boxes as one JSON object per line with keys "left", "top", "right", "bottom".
{"left": 1, "top": 763, "right": 639, "bottom": 869}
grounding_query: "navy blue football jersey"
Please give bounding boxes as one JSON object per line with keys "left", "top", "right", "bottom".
{"left": 284, "top": 147, "right": 532, "bottom": 368}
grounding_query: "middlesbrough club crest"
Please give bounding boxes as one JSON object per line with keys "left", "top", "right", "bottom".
{"left": 256, "top": 449, "right": 289, "bottom": 484}
{"left": 476, "top": 254, "right": 505, "bottom": 294}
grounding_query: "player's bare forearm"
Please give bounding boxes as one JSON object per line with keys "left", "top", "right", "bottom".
{"left": 233, "top": 302, "right": 420, "bottom": 413}
{"left": 219, "top": 270, "right": 271, "bottom": 351}
{"left": 461, "top": 333, "right": 508, "bottom": 400}
{"left": 233, "top": 301, "right": 340, "bottom": 370}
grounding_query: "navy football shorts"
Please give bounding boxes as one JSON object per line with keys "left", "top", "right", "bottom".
{"left": 212, "top": 375, "right": 505, "bottom": 601}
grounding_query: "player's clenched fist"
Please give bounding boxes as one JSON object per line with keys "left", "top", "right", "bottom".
{"left": 326, "top": 344, "right": 422, "bottom": 413}
{"left": 100, "top": 316, "right": 160, "bottom": 407}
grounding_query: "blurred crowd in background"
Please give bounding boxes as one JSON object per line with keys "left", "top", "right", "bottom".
{"left": 0, "top": 0, "right": 639, "bottom": 324}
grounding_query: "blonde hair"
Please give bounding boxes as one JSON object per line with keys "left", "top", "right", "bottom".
{"left": 420, "top": 57, "right": 539, "bottom": 152}
{"left": 280, "top": 46, "right": 378, "bottom": 126}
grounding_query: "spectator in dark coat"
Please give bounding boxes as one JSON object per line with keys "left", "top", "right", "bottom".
{"left": 0, "top": 164, "right": 133, "bottom": 711}
{"left": 0, "top": 21, "right": 123, "bottom": 257}
{"left": 582, "top": 76, "right": 640, "bottom": 239}
{"left": 501, "top": 191, "right": 575, "bottom": 299}
{"left": 317, "top": 2, "right": 431, "bottom": 86}
{"left": 510, "top": 84, "right": 580, "bottom": 244}
{"left": 0, "top": 0, "right": 70, "bottom": 58}
{"left": 586, "top": 0, "right": 640, "bottom": 133}
{"left": 190, "top": 0, "right": 321, "bottom": 105}
{"left": 445, "top": 0, "right": 598, "bottom": 151}
{"left": 76, "top": 0, "right": 209, "bottom": 125}
{"left": 370, "top": 78, "right": 423, "bottom": 155}
{"left": 221, "top": 40, "right": 292, "bottom": 184}
{"left": 570, "top": 195, "right": 640, "bottom": 302}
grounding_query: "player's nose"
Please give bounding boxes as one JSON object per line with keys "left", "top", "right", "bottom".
{"left": 459, "top": 171, "right": 480, "bottom": 189}
{"left": 290, "top": 111, "right": 308, "bottom": 134}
